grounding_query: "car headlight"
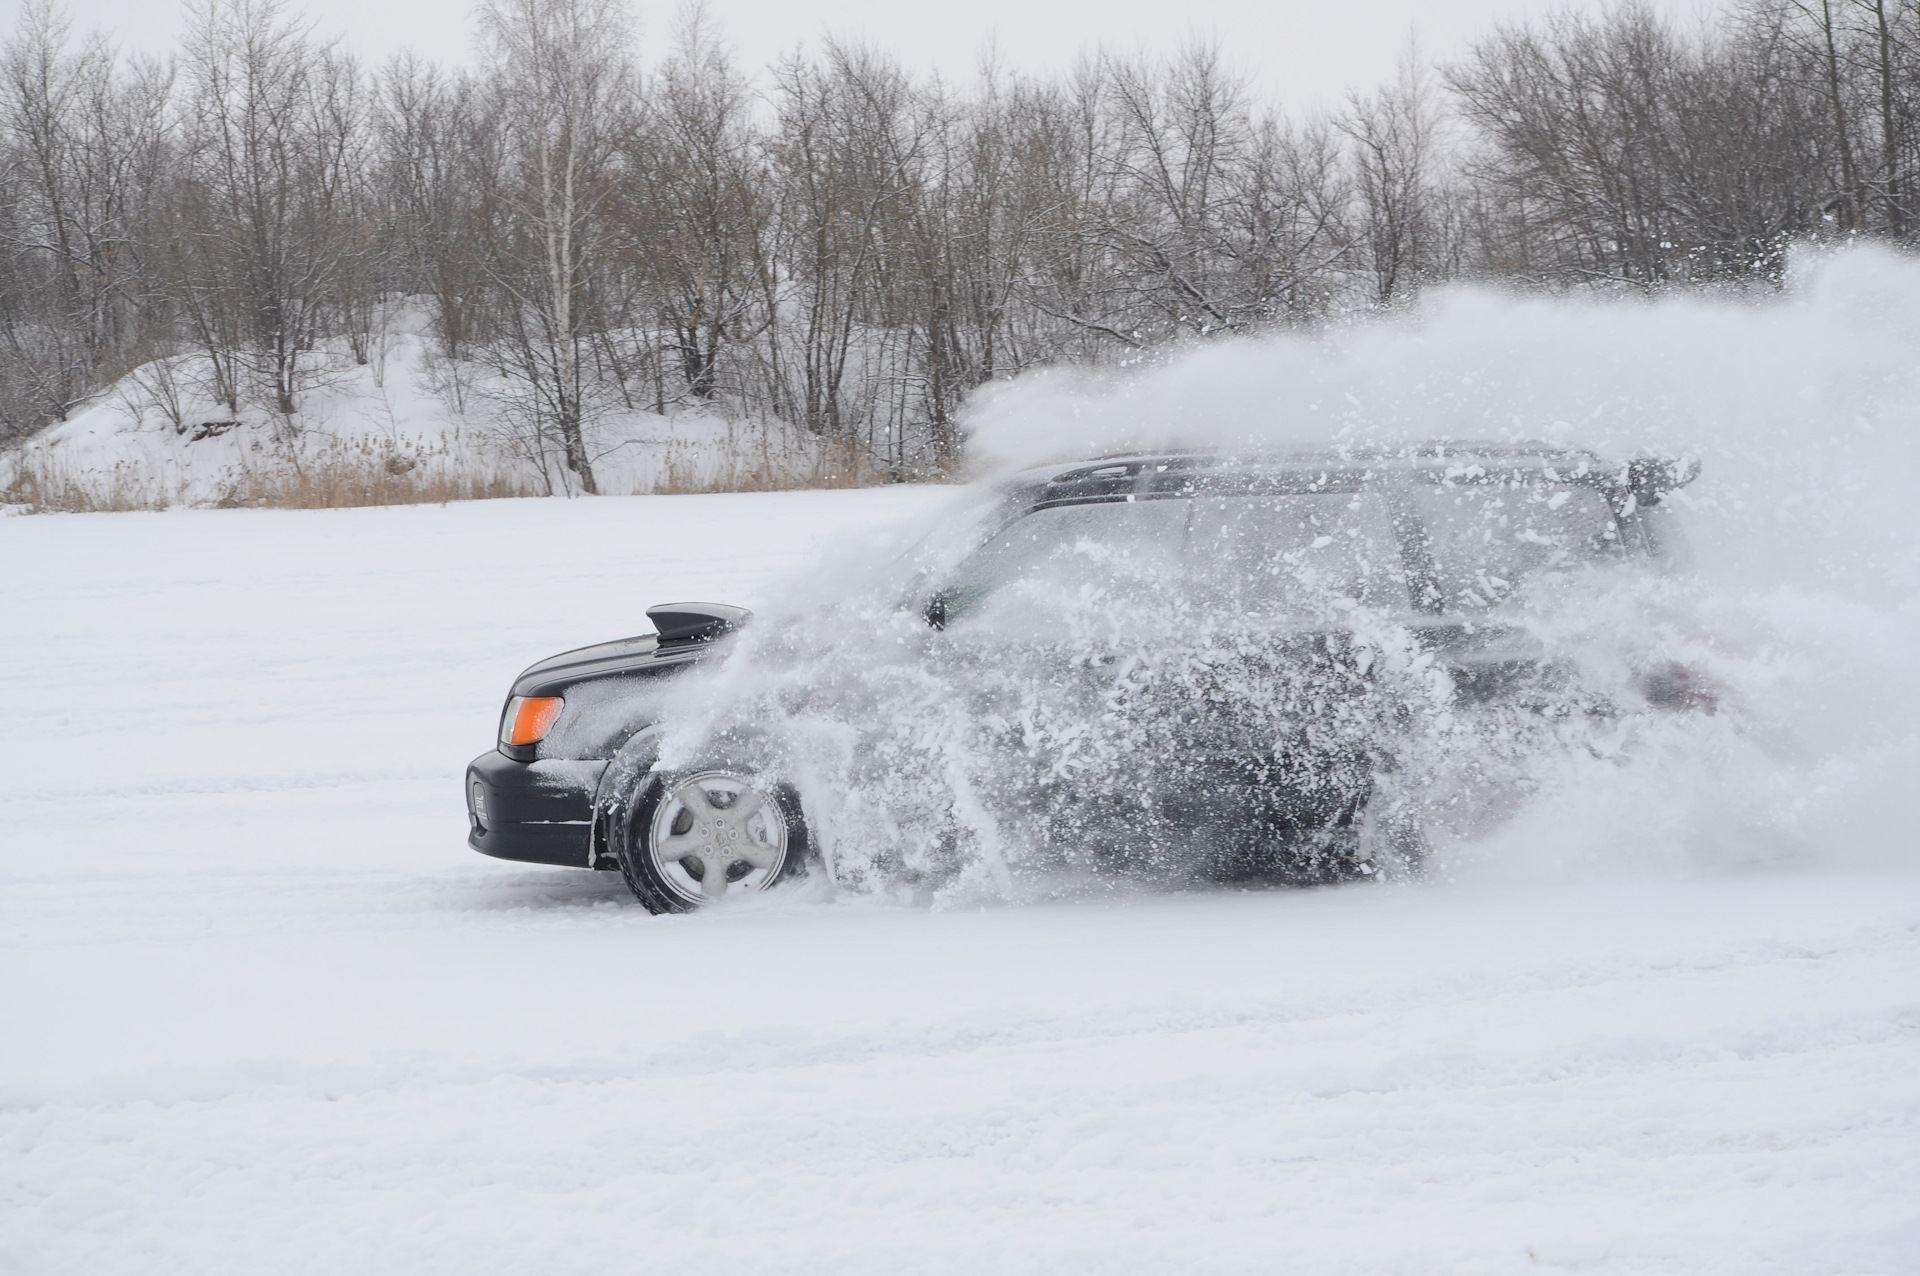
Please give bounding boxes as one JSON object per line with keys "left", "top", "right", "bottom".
{"left": 500, "top": 695, "right": 565, "bottom": 749}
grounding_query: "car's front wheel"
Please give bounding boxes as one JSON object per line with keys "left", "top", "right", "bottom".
{"left": 613, "top": 768, "right": 809, "bottom": 913}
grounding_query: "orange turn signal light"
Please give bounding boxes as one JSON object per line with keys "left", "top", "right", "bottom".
{"left": 503, "top": 696, "right": 564, "bottom": 747}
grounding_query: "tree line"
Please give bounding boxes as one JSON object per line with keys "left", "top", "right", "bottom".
{"left": 3, "top": 0, "right": 1917, "bottom": 489}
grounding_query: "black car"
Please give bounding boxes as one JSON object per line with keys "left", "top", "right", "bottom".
{"left": 466, "top": 443, "right": 1699, "bottom": 912}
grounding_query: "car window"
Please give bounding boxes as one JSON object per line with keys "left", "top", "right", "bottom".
{"left": 939, "top": 492, "right": 1406, "bottom": 627}
{"left": 1409, "top": 480, "right": 1622, "bottom": 610}
{"left": 937, "top": 499, "right": 1189, "bottom": 626}
{"left": 1186, "top": 492, "right": 1406, "bottom": 616}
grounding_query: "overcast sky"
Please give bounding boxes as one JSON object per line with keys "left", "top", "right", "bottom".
{"left": 17, "top": 0, "right": 1710, "bottom": 110}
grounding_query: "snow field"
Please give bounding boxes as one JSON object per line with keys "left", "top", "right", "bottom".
{"left": 2, "top": 491, "right": 1917, "bottom": 1275}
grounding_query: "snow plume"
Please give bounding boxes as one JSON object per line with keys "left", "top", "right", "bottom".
{"left": 655, "top": 245, "right": 1920, "bottom": 900}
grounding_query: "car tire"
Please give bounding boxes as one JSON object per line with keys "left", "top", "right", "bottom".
{"left": 611, "top": 766, "right": 810, "bottom": 914}
{"left": 1275, "top": 805, "right": 1427, "bottom": 885}
{"left": 1356, "top": 809, "right": 1429, "bottom": 879}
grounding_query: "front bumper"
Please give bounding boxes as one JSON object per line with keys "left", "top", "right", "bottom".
{"left": 466, "top": 750, "right": 608, "bottom": 868}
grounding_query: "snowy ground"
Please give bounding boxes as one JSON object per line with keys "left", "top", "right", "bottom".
{"left": 2, "top": 490, "right": 1917, "bottom": 1275}
{"left": 0, "top": 307, "right": 832, "bottom": 509}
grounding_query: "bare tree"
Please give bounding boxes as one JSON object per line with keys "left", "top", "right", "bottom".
{"left": 171, "top": 0, "right": 367, "bottom": 418}
{"left": 765, "top": 42, "right": 921, "bottom": 441}
{"left": 475, "top": 0, "right": 638, "bottom": 494}
{"left": 1343, "top": 49, "right": 1452, "bottom": 303}
{"left": 0, "top": 3, "right": 169, "bottom": 430}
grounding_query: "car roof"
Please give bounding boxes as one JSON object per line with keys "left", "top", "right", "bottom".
{"left": 1003, "top": 442, "right": 1613, "bottom": 505}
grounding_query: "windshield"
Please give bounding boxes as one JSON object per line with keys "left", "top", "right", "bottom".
{"left": 939, "top": 500, "right": 1189, "bottom": 625}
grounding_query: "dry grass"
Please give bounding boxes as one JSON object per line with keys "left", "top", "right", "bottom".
{"left": 1, "top": 451, "right": 540, "bottom": 513}
{"left": 2, "top": 436, "right": 911, "bottom": 515}
{"left": 2, "top": 461, "right": 157, "bottom": 513}
{"left": 649, "top": 438, "right": 901, "bottom": 495}
{"left": 210, "top": 462, "right": 539, "bottom": 509}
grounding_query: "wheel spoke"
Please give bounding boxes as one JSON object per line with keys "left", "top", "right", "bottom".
{"left": 699, "top": 859, "right": 731, "bottom": 900}
{"left": 726, "top": 788, "right": 769, "bottom": 829}
{"left": 655, "top": 830, "right": 701, "bottom": 864}
{"left": 681, "top": 784, "right": 715, "bottom": 813}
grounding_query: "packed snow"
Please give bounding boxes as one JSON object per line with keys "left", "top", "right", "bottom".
{"left": 1, "top": 489, "right": 1914, "bottom": 1274}
{"left": 6, "top": 248, "right": 1920, "bottom": 1273}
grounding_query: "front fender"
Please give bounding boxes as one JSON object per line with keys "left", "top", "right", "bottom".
{"left": 588, "top": 725, "right": 666, "bottom": 869}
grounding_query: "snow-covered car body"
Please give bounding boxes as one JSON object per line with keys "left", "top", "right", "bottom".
{"left": 465, "top": 444, "right": 1696, "bottom": 904}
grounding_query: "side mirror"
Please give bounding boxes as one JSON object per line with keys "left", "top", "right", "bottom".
{"left": 647, "top": 601, "right": 751, "bottom": 647}
{"left": 1624, "top": 455, "right": 1700, "bottom": 508}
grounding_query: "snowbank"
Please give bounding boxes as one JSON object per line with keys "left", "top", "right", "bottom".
{"left": 0, "top": 305, "right": 849, "bottom": 511}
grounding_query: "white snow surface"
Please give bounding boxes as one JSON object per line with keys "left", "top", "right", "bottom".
{"left": 0, "top": 306, "right": 802, "bottom": 505}
{"left": 3, "top": 488, "right": 1917, "bottom": 1274}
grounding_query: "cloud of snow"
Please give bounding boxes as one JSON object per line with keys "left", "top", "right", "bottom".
{"left": 662, "top": 245, "right": 1920, "bottom": 896}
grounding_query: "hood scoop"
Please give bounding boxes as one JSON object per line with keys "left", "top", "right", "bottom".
{"left": 646, "top": 601, "right": 752, "bottom": 648}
